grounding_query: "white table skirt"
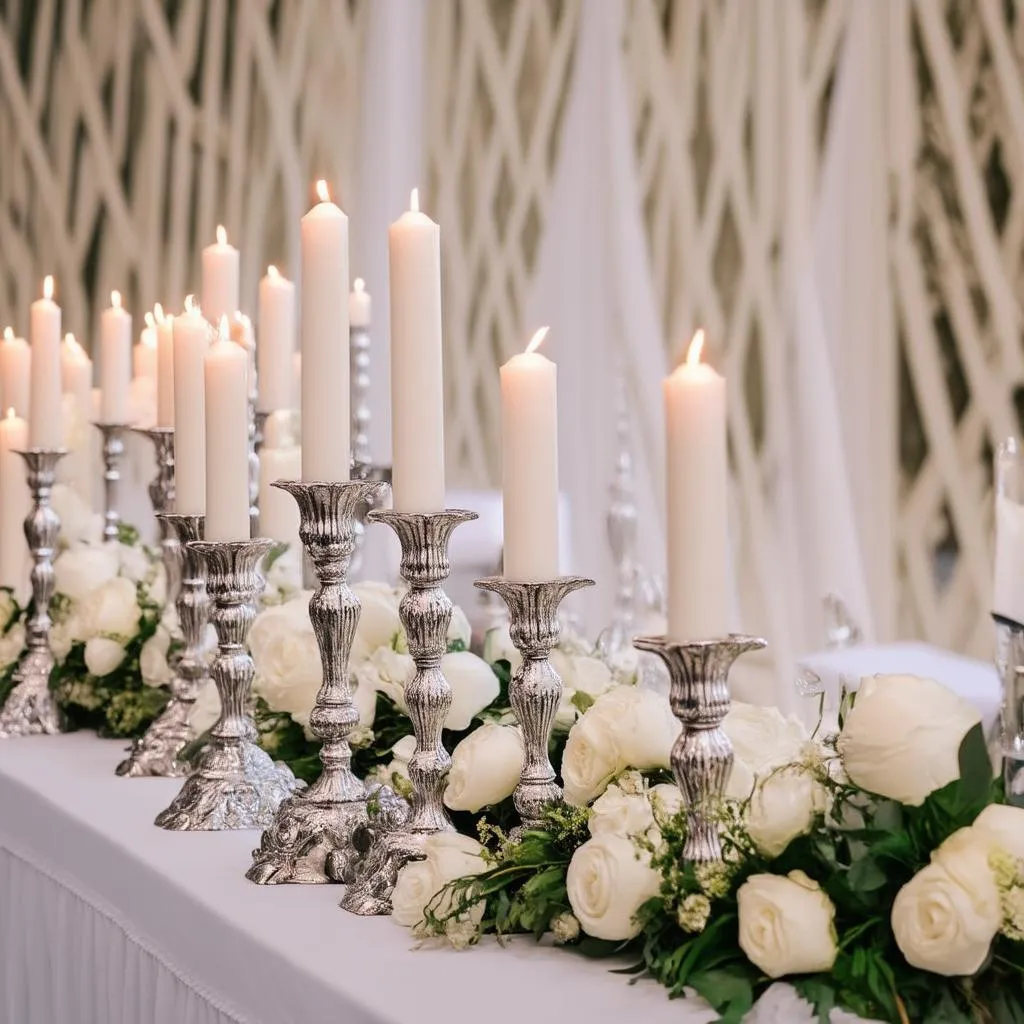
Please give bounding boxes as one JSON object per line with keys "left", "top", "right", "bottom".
{"left": 0, "top": 734, "right": 724, "bottom": 1024}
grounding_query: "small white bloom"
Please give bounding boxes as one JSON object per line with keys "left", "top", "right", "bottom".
{"left": 551, "top": 651, "right": 613, "bottom": 699}
{"left": 745, "top": 767, "right": 827, "bottom": 859}
{"left": 391, "top": 832, "right": 487, "bottom": 930}
{"left": 561, "top": 705, "right": 622, "bottom": 806}
{"left": 589, "top": 782, "right": 655, "bottom": 839}
{"left": 84, "top": 636, "right": 127, "bottom": 677}
{"left": 444, "top": 722, "right": 523, "bottom": 813}
{"left": 551, "top": 912, "right": 581, "bottom": 944}
{"left": 482, "top": 624, "right": 519, "bottom": 669}
{"left": 442, "top": 650, "right": 500, "bottom": 730}
{"left": 51, "top": 485, "right": 103, "bottom": 546}
{"left": 972, "top": 804, "right": 1024, "bottom": 862}
{"left": 446, "top": 604, "right": 472, "bottom": 650}
{"left": 649, "top": 783, "right": 684, "bottom": 823}
{"left": 54, "top": 544, "right": 120, "bottom": 604}
{"left": 677, "top": 893, "right": 711, "bottom": 933}
{"left": 356, "top": 646, "right": 414, "bottom": 711}
{"left": 249, "top": 595, "right": 323, "bottom": 723}
{"left": 351, "top": 582, "right": 403, "bottom": 661}
{"left": 724, "top": 702, "right": 809, "bottom": 800}
{"left": 140, "top": 626, "right": 174, "bottom": 688}
{"left": 117, "top": 542, "right": 152, "bottom": 584}
{"left": 384, "top": 734, "right": 417, "bottom": 781}
{"left": 83, "top": 576, "right": 142, "bottom": 640}
{"left": 695, "top": 862, "right": 732, "bottom": 899}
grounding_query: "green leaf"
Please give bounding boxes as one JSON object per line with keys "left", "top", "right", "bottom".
{"left": 571, "top": 690, "right": 595, "bottom": 715}
{"left": 954, "top": 723, "right": 992, "bottom": 815}
{"left": 688, "top": 968, "right": 755, "bottom": 1022}
{"left": 793, "top": 977, "right": 836, "bottom": 1024}
{"left": 847, "top": 856, "right": 888, "bottom": 894}
{"left": 575, "top": 937, "right": 627, "bottom": 959}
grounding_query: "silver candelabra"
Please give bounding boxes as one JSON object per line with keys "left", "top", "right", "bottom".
{"left": 94, "top": 422, "right": 130, "bottom": 543}
{"left": 474, "top": 575, "right": 594, "bottom": 828}
{"left": 155, "top": 538, "right": 302, "bottom": 829}
{"left": 341, "top": 508, "right": 478, "bottom": 915}
{"left": 634, "top": 634, "right": 767, "bottom": 862}
{"left": 247, "top": 479, "right": 391, "bottom": 885}
{"left": 0, "top": 449, "right": 66, "bottom": 738}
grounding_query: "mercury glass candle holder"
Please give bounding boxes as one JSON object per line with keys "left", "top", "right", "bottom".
{"left": 94, "top": 422, "right": 131, "bottom": 543}
{"left": 0, "top": 449, "right": 66, "bottom": 738}
{"left": 155, "top": 538, "right": 302, "bottom": 830}
{"left": 634, "top": 634, "right": 767, "bottom": 863}
{"left": 247, "top": 479, "right": 391, "bottom": 885}
{"left": 474, "top": 575, "right": 594, "bottom": 829}
{"left": 341, "top": 508, "right": 478, "bottom": 915}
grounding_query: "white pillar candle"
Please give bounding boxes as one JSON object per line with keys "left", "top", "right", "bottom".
{"left": 60, "top": 333, "right": 93, "bottom": 420}
{"left": 172, "top": 297, "right": 209, "bottom": 515}
{"left": 664, "top": 331, "right": 728, "bottom": 641}
{"left": 60, "top": 334, "right": 94, "bottom": 499}
{"left": 349, "top": 277, "right": 371, "bottom": 329}
{"left": 204, "top": 317, "right": 251, "bottom": 542}
{"left": 293, "top": 351, "right": 302, "bottom": 408}
{"left": 388, "top": 190, "right": 445, "bottom": 512}
{"left": 154, "top": 305, "right": 175, "bottom": 428}
{"left": 1, "top": 328, "right": 31, "bottom": 418}
{"left": 0, "top": 409, "right": 29, "bottom": 590}
{"left": 500, "top": 328, "right": 559, "bottom": 581}
{"left": 202, "top": 225, "right": 240, "bottom": 328}
{"left": 100, "top": 291, "right": 132, "bottom": 423}
{"left": 995, "top": 438, "right": 1024, "bottom": 625}
{"left": 29, "top": 276, "right": 63, "bottom": 450}
{"left": 300, "top": 180, "right": 349, "bottom": 482}
{"left": 257, "top": 266, "right": 296, "bottom": 413}
{"left": 230, "top": 313, "right": 256, "bottom": 397}
{"left": 133, "top": 326, "right": 158, "bottom": 380}
{"left": 258, "top": 412, "right": 301, "bottom": 551}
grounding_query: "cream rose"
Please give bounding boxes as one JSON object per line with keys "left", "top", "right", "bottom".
{"left": 55, "top": 545, "right": 120, "bottom": 604}
{"left": 551, "top": 651, "right": 613, "bottom": 700}
{"left": 589, "top": 781, "right": 655, "bottom": 839}
{"left": 351, "top": 581, "right": 402, "bottom": 661}
{"left": 972, "top": 804, "right": 1024, "bottom": 862}
{"left": 249, "top": 596, "right": 322, "bottom": 721}
{"left": 83, "top": 576, "right": 142, "bottom": 640}
{"left": 140, "top": 626, "right": 174, "bottom": 688}
{"left": 562, "top": 705, "right": 622, "bottom": 806}
{"left": 391, "top": 832, "right": 487, "bottom": 929}
{"left": 737, "top": 870, "right": 838, "bottom": 978}
{"left": 483, "top": 624, "right": 519, "bottom": 669}
{"left": 724, "top": 702, "right": 809, "bottom": 796}
{"left": 566, "top": 834, "right": 661, "bottom": 941}
{"left": 446, "top": 604, "right": 472, "bottom": 650}
{"left": 189, "top": 680, "right": 221, "bottom": 734}
{"left": 444, "top": 723, "right": 523, "bottom": 812}
{"left": 52, "top": 485, "right": 103, "bottom": 546}
{"left": 84, "top": 636, "right": 127, "bottom": 677}
{"left": 117, "top": 542, "right": 152, "bottom": 584}
{"left": 357, "top": 646, "right": 415, "bottom": 711}
{"left": 837, "top": 674, "right": 983, "bottom": 806}
{"left": 442, "top": 650, "right": 500, "bottom": 730}
{"left": 384, "top": 735, "right": 417, "bottom": 781}
{"left": 746, "top": 767, "right": 827, "bottom": 859}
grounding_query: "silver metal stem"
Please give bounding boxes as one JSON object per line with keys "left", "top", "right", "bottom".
{"left": 154, "top": 538, "right": 302, "bottom": 829}
{"left": 993, "top": 616, "right": 1024, "bottom": 806}
{"left": 117, "top": 515, "right": 210, "bottom": 777}
{"left": 131, "top": 427, "right": 179, "bottom": 602}
{"left": 247, "top": 479, "right": 392, "bottom": 885}
{"left": 474, "top": 575, "right": 594, "bottom": 829}
{"left": 94, "top": 422, "right": 130, "bottom": 544}
{"left": 0, "top": 449, "right": 66, "bottom": 738}
{"left": 633, "top": 634, "right": 767, "bottom": 863}
{"left": 341, "top": 508, "right": 478, "bottom": 916}
{"left": 350, "top": 325, "right": 371, "bottom": 468}
{"left": 248, "top": 396, "right": 259, "bottom": 536}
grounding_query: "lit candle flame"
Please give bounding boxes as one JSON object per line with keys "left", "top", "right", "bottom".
{"left": 142, "top": 329, "right": 157, "bottom": 349}
{"left": 410, "top": 188, "right": 420, "bottom": 213}
{"left": 154, "top": 302, "right": 164, "bottom": 323}
{"left": 218, "top": 314, "right": 231, "bottom": 341}
{"left": 184, "top": 294, "right": 198, "bottom": 315}
{"left": 216, "top": 224, "right": 227, "bottom": 245}
{"left": 686, "top": 329, "right": 706, "bottom": 368}
{"left": 64, "top": 332, "right": 81, "bottom": 353}
{"left": 267, "top": 264, "right": 279, "bottom": 279}
{"left": 525, "top": 326, "right": 550, "bottom": 355}
{"left": 316, "top": 179, "right": 330, "bottom": 203}
{"left": 354, "top": 277, "right": 365, "bottom": 293}
{"left": 43, "top": 276, "right": 54, "bottom": 300}
{"left": 111, "top": 289, "right": 122, "bottom": 309}
{"left": 144, "top": 312, "right": 155, "bottom": 330}
{"left": 3, "top": 327, "right": 13, "bottom": 342}
{"left": 5, "top": 407, "right": 14, "bottom": 420}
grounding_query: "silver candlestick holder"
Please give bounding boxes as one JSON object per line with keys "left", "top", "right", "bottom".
{"left": 634, "top": 634, "right": 767, "bottom": 863}
{"left": 993, "top": 614, "right": 1024, "bottom": 806}
{"left": 0, "top": 449, "right": 66, "bottom": 738}
{"left": 254, "top": 410, "right": 270, "bottom": 456}
{"left": 247, "top": 478, "right": 390, "bottom": 884}
{"left": 94, "top": 422, "right": 131, "bottom": 543}
{"left": 131, "top": 426, "right": 179, "bottom": 600}
{"left": 341, "top": 508, "right": 478, "bottom": 915}
{"left": 474, "top": 575, "right": 594, "bottom": 828}
{"left": 116, "top": 515, "right": 210, "bottom": 777}
{"left": 155, "top": 537, "right": 302, "bottom": 829}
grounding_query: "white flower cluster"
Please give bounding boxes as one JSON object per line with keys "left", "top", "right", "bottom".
{"left": 0, "top": 589, "right": 25, "bottom": 673}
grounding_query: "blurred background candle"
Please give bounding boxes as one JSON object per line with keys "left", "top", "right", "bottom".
{"left": 60, "top": 333, "right": 94, "bottom": 499}
{"left": 155, "top": 304, "right": 175, "bottom": 429}
{"left": 133, "top": 322, "right": 158, "bottom": 380}
{"left": 100, "top": 290, "right": 132, "bottom": 423}
{"left": 29, "top": 276, "right": 63, "bottom": 449}
{"left": 300, "top": 180, "right": 349, "bottom": 481}
{"left": 202, "top": 224, "right": 239, "bottom": 328}
{"left": 663, "top": 330, "right": 728, "bottom": 641}
{"left": 173, "top": 297, "right": 209, "bottom": 515}
{"left": 258, "top": 411, "right": 301, "bottom": 551}
{"left": 349, "top": 277, "right": 371, "bottom": 329}
{"left": 500, "top": 327, "right": 559, "bottom": 581}
{"left": 204, "top": 316, "right": 251, "bottom": 541}
{"left": 1, "top": 327, "right": 30, "bottom": 418}
{"left": 0, "top": 408, "right": 29, "bottom": 590}
{"left": 60, "top": 333, "right": 92, "bottom": 419}
{"left": 258, "top": 265, "right": 296, "bottom": 414}
{"left": 389, "top": 190, "right": 445, "bottom": 512}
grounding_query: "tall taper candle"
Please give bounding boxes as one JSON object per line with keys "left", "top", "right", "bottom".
{"left": 664, "top": 331, "right": 728, "bottom": 640}
{"left": 204, "top": 317, "right": 251, "bottom": 541}
{"left": 155, "top": 305, "right": 175, "bottom": 428}
{"left": 60, "top": 334, "right": 93, "bottom": 499}
{"left": 389, "top": 190, "right": 445, "bottom": 512}
{"left": 134, "top": 325, "right": 157, "bottom": 380}
{"left": 100, "top": 290, "right": 132, "bottom": 424}
{"left": 257, "top": 266, "right": 296, "bottom": 414}
{"left": 29, "top": 276, "right": 63, "bottom": 450}
{"left": 1, "top": 328, "right": 30, "bottom": 418}
{"left": 300, "top": 180, "right": 349, "bottom": 482}
{"left": 173, "top": 297, "right": 209, "bottom": 515}
{"left": 500, "top": 328, "right": 559, "bottom": 581}
{"left": 202, "top": 225, "right": 240, "bottom": 328}
{"left": 257, "top": 412, "right": 301, "bottom": 551}
{"left": 0, "top": 409, "right": 29, "bottom": 590}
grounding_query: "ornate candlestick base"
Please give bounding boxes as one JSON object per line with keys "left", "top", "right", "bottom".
{"left": 474, "top": 575, "right": 594, "bottom": 829}
{"left": 117, "top": 515, "right": 209, "bottom": 777}
{"left": 342, "top": 509, "right": 478, "bottom": 916}
{"left": 94, "top": 422, "right": 130, "bottom": 543}
{"left": 993, "top": 614, "right": 1024, "bottom": 806}
{"left": 155, "top": 538, "right": 302, "bottom": 829}
{"left": 634, "top": 634, "right": 767, "bottom": 863}
{"left": 247, "top": 479, "right": 390, "bottom": 885}
{"left": 0, "top": 449, "right": 66, "bottom": 738}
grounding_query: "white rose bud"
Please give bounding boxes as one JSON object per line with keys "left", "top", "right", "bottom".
{"left": 837, "top": 674, "right": 983, "bottom": 806}
{"left": 737, "top": 871, "right": 838, "bottom": 978}
{"left": 444, "top": 723, "right": 524, "bottom": 813}
{"left": 140, "top": 626, "right": 174, "bottom": 688}
{"left": 972, "top": 804, "right": 1024, "bottom": 862}
{"left": 84, "top": 576, "right": 142, "bottom": 640}
{"left": 551, "top": 912, "right": 581, "bottom": 944}
{"left": 249, "top": 596, "right": 322, "bottom": 722}
{"left": 551, "top": 651, "right": 613, "bottom": 699}
{"left": 482, "top": 624, "right": 520, "bottom": 671}
{"left": 54, "top": 544, "right": 120, "bottom": 604}
{"left": 589, "top": 782, "right": 655, "bottom": 839}
{"left": 441, "top": 650, "right": 500, "bottom": 730}
{"left": 724, "top": 702, "right": 809, "bottom": 776}
{"left": 891, "top": 828, "right": 1001, "bottom": 976}
{"left": 392, "top": 833, "right": 487, "bottom": 929}
{"left": 602, "top": 686, "right": 680, "bottom": 772}
{"left": 746, "top": 768, "right": 827, "bottom": 859}
{"left": 84, "top": 636, "right": 127, "bottom": 677}
{"left": 566, "top": 834, "right": 661, "bottom": 941}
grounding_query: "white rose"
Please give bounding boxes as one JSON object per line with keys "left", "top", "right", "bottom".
{"left": 737, "top": 871, "right": 838, "bottom": 978}
{"left": 140, "top": 626, "right": 174, "bottom": 688}
{"left": 724, "top": 702, "right": 809, "bottom": 778}
{"left": 49, "top": 615, "right": 79, "bottom": 663}
{"left": 566, "top": 834, "right": 661, "bottom": 941}
{"left": 55, "top": 544, "right": 120, "bottom": 604}
{"left": 83, "top": 576, "right": 142, "bottom": 640}
{"left": 837, "top": 675, "right": 983, "bottom": 806}
{"left": 0, "top": 621, "right": 24, "bottom": 671}
{"left": 117, "top": 542, "right": 152, "bottom": 583}
{"left": 391, "top": 832, "right": 487, "bottom": 929}
{"left": 972, "top": 804, "right": 1024, "bottom": 862}
{"left": 249, "top": 597, "right": 322, "bottom": 720}
{"left": 84, "top": 636, "right": 127, "bottom": 677}
{"left": 383, "top": 735, "right": 417, "bottom": 781}
{"left": 51, "top": 484, "right": 103, "bottom": 546}
{"left": 649, "top": 783, "right": 684, "bottom": 823}
{"left": 447, "top": 604, "right": 472, "bottom": 650}
{"left": 189, "top": 680, "right": 221, "bottom": 734}
{"left": 589, "top": 782, "right": 655, "bottom": 839}
{"left": 444, "top": 723, "right": 523, "bottom": 812}
{"left": 584, "top": 686, "right": 679, "bottom": 774}
{"left": 555, "top": 686, "right": 580, "bottom": 732}
{"left": 562, "top": 705, "right": 623, "bottom": 806}
{"left": 357, "top": 646, "right": 414, "bottom": 711}
{"left": 552, "top": 651, "right": 613, "bottom": 699}
{"left": 483, "top": 624, "right": 519, "bottom": 670}
{"left": 352, "top": 582, "right": 402, "bottom": 661}
{"left": 441, "top": 651, "right": 500, "bottom": 730}
{"left": 746, "top": 768, "right": 827, "bottom": 859}
{"left": 264, "top": 546, "right": 302, "bottom": 599}
{"left": 892, "top": 829, "right": 1000, "bottom": 976}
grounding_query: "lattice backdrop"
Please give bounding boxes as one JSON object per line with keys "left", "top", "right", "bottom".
{"left": 1, "top": 0, "right": 1022, "bottom": 660}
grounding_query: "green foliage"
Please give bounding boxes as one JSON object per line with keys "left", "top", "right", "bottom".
{"left": 116, "top": 522, "right": 141, "bottom": 547}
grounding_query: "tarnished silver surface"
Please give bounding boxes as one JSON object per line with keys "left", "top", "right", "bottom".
{"left": 634, "top": 634, "right": 768, "bottom": 863}
{"left": 247, "top": 479, "right": 390, "bottom": 884}
{"left": 94, "top": 422, "right": 130, "bottom": 544}
{"left": 117, "top": 515, "right": 209, "bottom": 778}
{"left": 350, "top": 325, "right": 371, "bottom": 469}
{"left": 0, "top": 449, "right": 66, "bottom": 738}
{"left": 993, "top": 615, "right": 1024, "bottom": 806}
{"left": 474, "top": 575, "right": 595, "bottom": 829}
{"left": 248, "top": 397, "right": 259, "bottom": 536}
{"left": 155, "top": 538, "right": 302, "bottom": 829}
{"left": 342, "top": 508, "right": 478, "bottom": 915}
{"left": 132, "top": 426, "right": 180, "bottom": 602}
{"left": 254, "top": 410, "right": 270, "bottom": 456}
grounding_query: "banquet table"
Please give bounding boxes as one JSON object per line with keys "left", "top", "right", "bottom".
{"left": 0, "top": 733, "right": 725, "bottom": 1024}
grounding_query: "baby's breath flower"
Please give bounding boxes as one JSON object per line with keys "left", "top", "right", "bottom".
{"left": 617, "top": 770, "right": 645, "bottom": 797}
{"left": 551, "top": 912, "right": 581, "bottom": 945}
{"left": 676, "top": 893, "right": 711, "bottom": 933}
{"left": 990, "top": 847, "right": 1024, "bottom": 892}
{"left": 444, "top": 916, "right": 478, "bottom": 950}
{"left": 1001, "top": 886, "right": 1024, "bottom": 942}
{"left": 695, "top": 862, "right": 731, "bottom": 899}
